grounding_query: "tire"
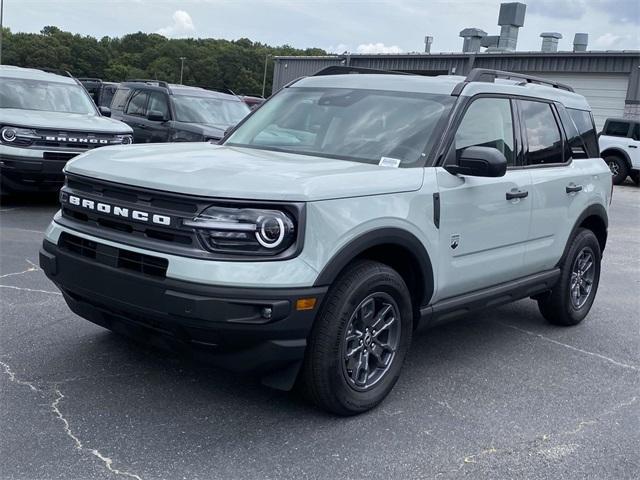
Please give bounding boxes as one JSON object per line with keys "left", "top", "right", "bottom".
{"left": 537, "top": 228, "right": 601, "bottom": 326}
{"left": 300, "top": 260, "right": 413, "bottom": 415}
{"left": 631, "top": 171, "right": 640, "bottom": 186}
{"left": 605, "top": 155, "right": 628, "bottom": 185}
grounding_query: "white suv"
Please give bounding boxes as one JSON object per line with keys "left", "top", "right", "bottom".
{"left": 40, "top": 68, "right": 612, "bottom": 415}
{"left": 599, "top": 118, "right": 640, "bottom": 185}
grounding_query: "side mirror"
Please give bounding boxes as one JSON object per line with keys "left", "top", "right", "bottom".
{"left": 99, "top": 106, "right": 111, "bottom": 117}
{"left": 445, "top": 146, "right": 507, "bottom": 178}
{"left": 147, "top": 110, "right": 167, "bottom": 122}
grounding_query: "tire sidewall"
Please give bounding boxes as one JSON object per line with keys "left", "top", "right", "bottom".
{"left": 561, "top": 230, "right": 602, "bottom": 323}
{"left": 605, "top": 156, "right": 628, "bottom": 185}
{"left": 317, "top": 263, "right": 413, "bottom": 413}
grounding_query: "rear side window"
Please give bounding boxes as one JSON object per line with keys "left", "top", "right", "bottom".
{"left": 125, "top": 90, "right": 149, "bottom": 117}
{"left": 111, "top": 87, "right": 130, "bottom": 111}
{"left": 603, "top": 121, "right": 630, "bottom": 137}
{"left": 452, "top": 97, "right": 515, "bottom": 166}
{"left": 567, "top": 108, "right": 599, "bottom": 158}
{"left": 520, "top": 100, "right": 564, "bottom": 166}
{"left": 632, "top": 123, "right": 640, "bottom": 141}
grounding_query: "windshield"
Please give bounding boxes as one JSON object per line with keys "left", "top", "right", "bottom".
{"left": 225, "top": 87, "right": 455, "bottom": 166}
{"left": 173, "top": 95, "right": 250, "bottom": 127}
{"left": 0, "top": 78, "right": 97, "bottom": 114}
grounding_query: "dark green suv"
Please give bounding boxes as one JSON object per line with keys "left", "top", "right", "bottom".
{"left": 110, "top": 80, "right": 250, "bottom": 143}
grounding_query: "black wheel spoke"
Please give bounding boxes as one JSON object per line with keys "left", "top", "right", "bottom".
{"left": 342, "top": 292, "right": 401, "bottom": 390}
{"left": 569, "top": 247, "right": 597, "bottom": 309}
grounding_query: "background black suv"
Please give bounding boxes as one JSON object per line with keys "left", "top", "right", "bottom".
{"left": 78, "top": 78, "right": 119, "bottom": 109}
{"left": 110, "top": 80, "right": 250, "bottom": 143}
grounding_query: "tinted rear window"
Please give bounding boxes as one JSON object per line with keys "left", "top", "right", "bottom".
{"left": 567, "top": 108, "right": 599, "bottom": 158}
{"left": 603, "top": 121, "right": 630, "bottom": 137}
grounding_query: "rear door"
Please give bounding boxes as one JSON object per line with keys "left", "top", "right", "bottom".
{"left": 435, "top": 96, "right": 532, "bottom": 299}
{"left": 520, "top": 99, "right": 592, "bottom": 274}
{"left": 123, "top": 89, "right": 151, "bottom": 143}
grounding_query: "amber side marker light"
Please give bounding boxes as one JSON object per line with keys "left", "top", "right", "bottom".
{"left": 296, "top": 298, "right": 317, "bottom": 311}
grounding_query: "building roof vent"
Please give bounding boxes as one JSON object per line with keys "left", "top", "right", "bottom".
{"left": 573, "top": 33, "right": 588, "bottom": 52}
{"left": 424, "top": 36, "right": 433, "bottom": 53}
{"left": 495, "top": 2, "right": 526, "bottom": 51}
{"left": 540, "top": 32, "right": 562, "bottom": 52}
{"left": 459, "top": 28, "right": 487, "bottom": 53}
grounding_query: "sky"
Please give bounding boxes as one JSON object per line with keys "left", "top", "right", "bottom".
{"left": 4, "top": 0, "right": 640, "bottom": 53}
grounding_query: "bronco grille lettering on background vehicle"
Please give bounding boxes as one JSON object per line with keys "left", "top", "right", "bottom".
{"left": 62, "top": 193, "right": 172, "bottom": 226}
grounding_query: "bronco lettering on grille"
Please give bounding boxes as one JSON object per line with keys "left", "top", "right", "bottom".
{"left": 65, "top": 194, "right": 172, "bottom": 226}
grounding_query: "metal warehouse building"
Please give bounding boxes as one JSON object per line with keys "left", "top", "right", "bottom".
{"left": 272, "top": 50, "right": 640, "bottom": 130}
{"left": 272, "top": 2, "right": 639, "bottom": 130}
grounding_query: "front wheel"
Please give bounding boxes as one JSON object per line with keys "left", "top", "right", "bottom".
{"left": 538, "top": 229, "right": 601, "bottom": 326}
{"left": 300, "top": 260, "right": 413, "bottom": 415}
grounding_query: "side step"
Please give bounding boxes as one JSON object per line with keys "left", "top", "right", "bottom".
{"left": 420, "top": 269, "right": 560, "bottom": 328}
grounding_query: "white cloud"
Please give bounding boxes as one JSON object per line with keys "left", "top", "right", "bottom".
{"left": 156, "top": 10, "right": 196, "bottom": 37}
{"left": 594, "top": 33, "right": 624, "bottom": 49}
{"left": 356, "top": 43, "right": 403, "bottom": 54}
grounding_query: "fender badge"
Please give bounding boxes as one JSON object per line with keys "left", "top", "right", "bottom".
{"left": 450, "top": 234, "right": 460, "bottom": 250}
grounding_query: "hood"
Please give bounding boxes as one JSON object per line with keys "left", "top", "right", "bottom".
{"left": 0, "top": 108, "right": 133, "bottom": 134}
{"left": 180, "top": 122, "right": 227, "bottom": 139}
{"left": 65, "top": 143, "right": 424, "bottom": 202}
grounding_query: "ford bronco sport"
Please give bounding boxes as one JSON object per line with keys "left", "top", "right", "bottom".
{"left": 110, "top": 80, "right": 250, "bottom": 144}
{"left": 599, "top": 118, "right": 640, "bottom": 185}
{"left": 40, "top": 68, "right": 611, "bottom": 415}
{"left": 0, "top": 66, "right": 133, "bottom": 193}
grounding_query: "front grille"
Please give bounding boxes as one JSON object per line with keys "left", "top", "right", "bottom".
{"left": 43, "top": 152, "right": 77, "bottom": 161}
{"left": 33, "top": 129, "right": 123, "bottom": 150}
{"left": 59, "top": 232, "right": 168, "bottom": 278}
{"left": 60, "top": 175, "right": 199, "bottom": 253}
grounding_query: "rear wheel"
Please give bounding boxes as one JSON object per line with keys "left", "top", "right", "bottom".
{"left": 605, "top": 155, "right": 628, "bottom": 185}
{"left": 631, "top": 171, "right": 640, "bottom": 186}
{"left": 300, "top": 260, "right": 413, "bottom": 415}
{"left": 537, "top": 229, "right": 601, "bottom": 326}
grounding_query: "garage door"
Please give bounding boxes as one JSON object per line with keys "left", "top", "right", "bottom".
{"left": 528, "top": 73, "right": 629, "bottom": 130}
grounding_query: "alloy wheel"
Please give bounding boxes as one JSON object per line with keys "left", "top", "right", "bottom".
{"left": 570, "top": 247, "right": 596, "bottom": 309}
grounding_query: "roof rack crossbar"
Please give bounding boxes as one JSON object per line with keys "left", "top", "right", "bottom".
{"left": 312, "top": 65, "right": 414, "bottom": 77}
{"left": 465, "top": 68, "right": 575, "bottom": 92}
{"left": 125, "top": 78, "right": 170, "bottom": 88}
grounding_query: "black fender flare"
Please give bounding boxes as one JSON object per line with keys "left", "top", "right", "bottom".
{"left": 313, "top": 227, "right": 434, "bottom": 306}
{"left": 559, "top": 203, "right": 608, "bottom": 265}
{"left": 601, "top": 147, "right": 632, "bottom": 170}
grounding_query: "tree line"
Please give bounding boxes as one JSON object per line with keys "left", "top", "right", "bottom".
{"left": 0, "top": 26, "right": 327, "bottom": 96}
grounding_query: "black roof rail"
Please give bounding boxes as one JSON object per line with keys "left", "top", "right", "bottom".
{"left": 124, "top": 78, "right": 170, "bottom": 88}
{"left": 313, "top": 65, "right": 413, "bottom": 77}
{"left": 77, "top": 77, "right": 103, "bottom": 83}
{"left": 465, "top": 68, "right": 575, "bottom": 92}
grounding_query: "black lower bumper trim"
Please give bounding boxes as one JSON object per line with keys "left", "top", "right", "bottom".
{"left": 40, "top": 238, "right": 326, "bottom": 387}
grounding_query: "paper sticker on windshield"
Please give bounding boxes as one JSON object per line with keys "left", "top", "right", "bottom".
{"left": 379, "top": 157, "right": 401, "bottom": 168}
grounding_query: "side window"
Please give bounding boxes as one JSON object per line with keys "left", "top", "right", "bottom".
{"left": 452, "top": 97, "right": 515, "bottom": 166}
{"left": 520, "top": 100, "right": 564, "bottom": 166}
{"left": 632, "top": 123, "right": 640, "bottom": 142}
{"left": 125, "top": 90, "right": 149, "bottom": 117}
{"left": 111, "top": 87, "right": 130, "bottom": 111}
{"left": 603, "top": 121, "right": 630, "bottom": 137}
{"left": 147, "top": 92, "right": 170, "bottom": 118}
{"left": 567, "top": 108, "right": 599, "bottom": 158}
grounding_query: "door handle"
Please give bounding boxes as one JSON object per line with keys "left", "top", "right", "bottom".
{"left": 506, "top": 189, "right": 528, "bottom": 200}
{"left": 566, "top": 184, "right": 583, "bottom": 193}
{"left": 629, "top": 145, "right": 637, "bottom": 149}
{"left": 135, "top": 124, "right": 147, "bottom": 129}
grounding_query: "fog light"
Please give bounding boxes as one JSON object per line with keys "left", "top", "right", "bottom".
{"left": 296, "top": 298, "right": 317, "bottom": 311}
{"left": 261, "top": 307, "right": 273, "bottom": 320}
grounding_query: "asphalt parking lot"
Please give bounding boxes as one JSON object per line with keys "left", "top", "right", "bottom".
{"left": 1, "top": 183, "right": 638, "bottom": 480}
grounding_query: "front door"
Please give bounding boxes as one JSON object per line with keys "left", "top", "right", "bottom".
{"left": 435, "top": 96, "right": 532, "bottom": 300}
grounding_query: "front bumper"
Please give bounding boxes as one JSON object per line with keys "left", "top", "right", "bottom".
{"left": 40, "top": 237, "right": 326, "bottom": 389}
{"left": 0, "top": 150, "right": 76, "bottom": 192}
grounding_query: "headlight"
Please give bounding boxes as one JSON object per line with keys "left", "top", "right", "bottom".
{"left": 115, "top": 134, "right": 133, "bottom": 145}
{"left": 183, "top": 205, "right": 297, "bottom": 256}
{"left": 1, "top": 126, "right": 39, "bottom": 146}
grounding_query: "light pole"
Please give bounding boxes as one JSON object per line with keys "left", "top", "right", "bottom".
{"left": 261, "top": 53, "right": 270, "bottom": 98}
{"left": 0, "top": 0, "right": 5, "bottom": 65}
{"left": 179, "top": 56, "right": 186, "bottom": 84}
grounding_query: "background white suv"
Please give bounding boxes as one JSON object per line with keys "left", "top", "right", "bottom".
{"left": 599, "top": 118, "right": 640, "bottom": 185}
